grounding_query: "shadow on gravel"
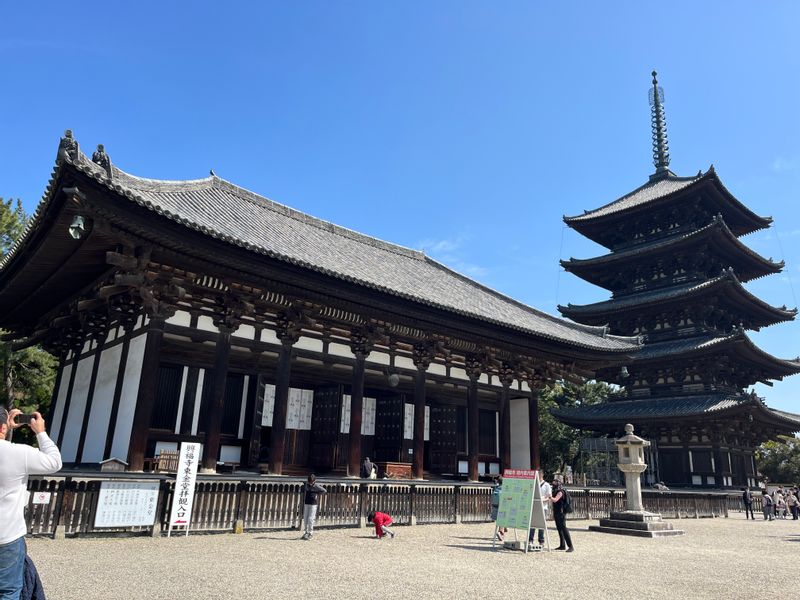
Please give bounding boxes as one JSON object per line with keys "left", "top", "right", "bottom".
{"left": 450, "top": 536, "right": 492, "bottom": 541}
{"left": 445, "top": 544, "right": 500, "bottom": 553}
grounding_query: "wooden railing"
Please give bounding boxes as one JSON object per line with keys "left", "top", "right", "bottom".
{"left": 24, "top": 474, "right": 741, "bottom": 538}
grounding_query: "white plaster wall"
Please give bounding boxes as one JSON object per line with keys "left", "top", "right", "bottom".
{"left": 191, "top": 369, "right": 205, "bottom": 435}
{"left": 428, "top": 363, "right": 447, "bottom": 377}
{"left": 174, "top": 366, "right": 189, "bottom": 434}
{"left": 328, "top": 342, "right": 354, "bottom": 358}
{"left": 197, "top": 315, "right": 218, "bottom": 333}
{"left": 110, "top": 333, "right": 148, "bottom": 460}
{"left": 60, "top": 356, "right": 95, "bottom": 462}
{"left": 260, "top": 328, "right": 279, "bottom": 344}
{"left": 50, "top": 363, "right": 73, "bottom": 443}
{"left": 233, "top": 323, "right": 256, "bottom": 340}
{"left": 295, "top": 336, "right": 323, "bottom": 352}
{"left": 395, "top": 356, "right": 414, "bottom": 371}
{"left": 166, "top": 310, "right": 192, "bottom": 327}
{"left": 365, "top": 351, "right": 391, "bottom": 366}
{"left": 509, "top": 397, "right": 531, "bottom": 469}
{"left": 80, "top": 344, "right": 124, "bottom": 463}
{"left": 449, "top": 367, "right": 468, "bottom": 381}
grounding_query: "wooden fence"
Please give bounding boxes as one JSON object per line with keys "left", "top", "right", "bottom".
{"left": 24, "top": 475, "right": 742, "bottom": 538}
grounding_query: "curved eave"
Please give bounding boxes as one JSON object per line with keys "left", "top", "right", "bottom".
{"left": 564, "top": 169, "right": 772, "bottom": 247}
{"left": 559, "top": 274, "right": 797, "bottom": 328}
{"left": 561, "top": 217, "right": 783, "bottom": 290}
{"left": 632, "top": 333, "right": 800, "bottom": 380}
{"left": 552, "top": 395, "right": 800, "bottom": 432}
{"left": 2, "top": 142, "right": 639, "bottom": 357}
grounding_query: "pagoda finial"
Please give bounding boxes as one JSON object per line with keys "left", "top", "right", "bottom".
{"left": 648, "top": 70, "right": 671, "bottom": 178}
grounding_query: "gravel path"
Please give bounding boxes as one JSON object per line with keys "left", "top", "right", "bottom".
{"left": 27, "top": 513, "right": 799, "bottom": 600}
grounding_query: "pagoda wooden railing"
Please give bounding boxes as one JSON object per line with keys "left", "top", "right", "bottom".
{"left": 24, "top": 474, "right": 744, "bottom": 538}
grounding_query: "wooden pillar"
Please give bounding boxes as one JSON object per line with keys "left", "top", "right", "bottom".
{"left": 467, "top": 375, "right": 480, "bottom": 481}
{"left": 528, "top": 390, "right": 540, "bottom": 471}
{"left": 498, "top": 364, "right": 514, "bottom": 474}
{"left": 499, "top": 387, "right": 511, "bottom": 473}
{"left": 412, "top": 344, "right": 432, "bottom": 480}
{"left": 128, "top": 316, "right": 166, "bottom": 471}
{"left": 201, "top": 325, "right": 233, "bottom": 472}
{"left": 347, "top": 352, "right": 367, "bottom": 477}
{"left": 269, "top": 339, "right": 295, "bottom": 475}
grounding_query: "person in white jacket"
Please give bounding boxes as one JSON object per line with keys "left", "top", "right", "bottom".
{"left": 0, "top": 408, "right": 62, "bottom": 600}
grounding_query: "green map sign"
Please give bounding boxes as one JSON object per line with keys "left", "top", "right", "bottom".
{"left": 495, "top": 469, "right": 538, "bottom": 530}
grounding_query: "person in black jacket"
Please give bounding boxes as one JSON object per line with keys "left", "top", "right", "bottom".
{"left": 301, "top": 474, "right": 327, "bottom": 539}
{"left": 741, "top": 488, "right": 755, "bottom": 520}
{"left": 360, "top": 457, "right": 374, "bottom": 479}
{"left": 551, "top": 479, "right": 573, "bottom": 552}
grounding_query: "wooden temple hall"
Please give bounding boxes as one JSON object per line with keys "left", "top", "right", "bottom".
{"left": 553, "top": 73, "right": 800, "bottom": 488}
{"left": 0, "top": 132, "right": 640, "bottom": 479}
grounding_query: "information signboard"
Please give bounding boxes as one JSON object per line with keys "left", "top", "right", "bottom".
{"left": 495, "top": 469, "right": 538, "bottom": 531}
{"left": 168, "top": 442, "right": 201, "bottom": 536}
{"left": 94, "top": 481, "right": 160, "bottom": 528}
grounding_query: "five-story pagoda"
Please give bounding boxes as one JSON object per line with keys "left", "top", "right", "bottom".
{"left": 554, "top": 72, "right": 800, "bottom": 489}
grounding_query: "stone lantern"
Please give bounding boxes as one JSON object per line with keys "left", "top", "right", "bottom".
{"left": 615, "top": 423, "right": 649, "bottom": 512}
{"left": 588, "top": 424, "right": 684, "bottom": 538}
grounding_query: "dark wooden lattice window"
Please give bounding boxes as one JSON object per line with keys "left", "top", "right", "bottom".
{"left": 221, "top": 374, "right": 245, "bottom": 436}
{"left": 151, "top": 363, "right": 183, "bottom": 430}
{"left": 692, "top": 450, "right": 713, "bottom": 473}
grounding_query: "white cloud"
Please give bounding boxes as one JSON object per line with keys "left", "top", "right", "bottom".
{"left": 418, "top": 234, "right": 489, "bottom": 279}
{"left": 771, "top": 156, "right": 800, "bottom": 173}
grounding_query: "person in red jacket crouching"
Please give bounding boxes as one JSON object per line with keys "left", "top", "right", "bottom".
{"left": 367, "top": 511, "right": 396, "bottom": 539}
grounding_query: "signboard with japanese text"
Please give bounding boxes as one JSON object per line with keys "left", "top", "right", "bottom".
{"left": 168, "top": 442, "right": 200, "bottom": 536}
{"left": 94, "top": 481, "right": 159, "bottom": 528}
{"left": 260, "top": 382, "right": 276, "bottom": 427}
{"left": 495, "top": 469, "right": 539, "bottom": 531}
{"left": 286, "top": 388, "right": 313, "bottom": 430}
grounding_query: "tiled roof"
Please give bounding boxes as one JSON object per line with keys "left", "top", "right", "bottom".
{"left": 561, "top": 216, "right": 783, "bottom": 278}
{"left": 565, "top": 174, "right": 702, "bottom": 222}
{"left": 552, "top": 393, "right": 800, "bottom": 429}
{"left": 1, "top": 145, "right": 640, "bottom": 353}
{"left": 560, "top": 273, "right": 797, "bottom": 323}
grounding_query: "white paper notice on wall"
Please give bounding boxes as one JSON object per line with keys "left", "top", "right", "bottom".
{"left": 298, "top": 389, "right": 313, "bottom": 431}
{"left": 340, "top": 395, "right": 376, "bottom": 435}
{"left": 95, "top": 481, "right": 160, "bottom": 528}
{"left": 286, "top": 387, "right": 303, "bottom": 429}
{"left": 32, "top": 491, "right": 51, "bottom": 505}
{"left": 260, "top": 382, "right": 275, "bottom": 427}
{"left": 424, "top": 405, "right": 430, "bottom": 441}
{"left": 403, "top": 403, "right": 414, "bottom": 440}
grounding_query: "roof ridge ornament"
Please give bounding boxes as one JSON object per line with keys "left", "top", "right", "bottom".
{"left": 57, "top": 129, "right": 80, "bottom": 164}
{"left": 92, "top": 144, "right": 113, "bottom": 179}
{"left": 648, "top": 70, "right": 672, "bottom": 181}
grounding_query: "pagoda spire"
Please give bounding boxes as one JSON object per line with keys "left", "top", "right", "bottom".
{"left": 649, "top": 70, "right": 672, "bottom": 180}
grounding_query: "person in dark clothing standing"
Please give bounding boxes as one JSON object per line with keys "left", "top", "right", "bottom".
{"left": 741, "top": 487, "right": 755, "bottom": 520}
{"left": 551, "top": 479, "right": 573, "bottom": 552}
{"left": 360, "top": 457, "right": 374, "bottom": 479}
{"left": 301, "top": 474, "right": 327, "bottom": 539}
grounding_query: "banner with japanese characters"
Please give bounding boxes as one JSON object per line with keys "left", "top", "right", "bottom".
{"left": 168, "top": 442, "right": 201, "bottom": 534}
{"left": 94, "top": 481, "right": 160, "bottom": 528}
{"left": 495, "top": 469, "right": 539, "bottom": 531}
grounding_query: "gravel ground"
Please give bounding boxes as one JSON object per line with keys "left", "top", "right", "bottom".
{"left": 27, "top": 513, "right": 799, "bottom": 600}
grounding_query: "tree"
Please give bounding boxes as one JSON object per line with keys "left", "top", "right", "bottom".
{"left": 756, "top": 435, "right": 800, "bottom": 484}
{"left": 538, "top": 380, "right": 614, "bottom": 476}
{"left": 1, "top": 198, "right": 58, "bottom": 442}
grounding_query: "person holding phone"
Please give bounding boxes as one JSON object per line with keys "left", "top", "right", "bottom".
{"left": 0, "top": 408, "right": 62, "bottom": 599}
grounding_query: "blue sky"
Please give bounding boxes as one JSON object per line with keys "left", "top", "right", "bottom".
{"left": 3, "top": 2, "right": 799, "bottom": 412}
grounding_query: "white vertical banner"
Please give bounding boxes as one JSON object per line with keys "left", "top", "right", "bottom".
{"left": 168, "top": 442, "right": 201, "bottom": 537}
{"left": 403, "top": 403, "right": 414, "bottom": 440}
{"left": 424, "top": 405, "right": 430, "bottom": 441}
{"left": 341, "top": 395, "right": 376, "bottom": 435}
{"left": 298, "top": 389, "right": 314, "bottom": 430}
{"left": 260, "top": 382, "right": 276, "bottom": 427}
{"left": 286, "top": 388, "right": 302, "bottom": 429}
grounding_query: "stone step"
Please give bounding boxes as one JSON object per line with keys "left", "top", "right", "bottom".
{"left": 598, "top": 518, "right": 675, "bottom": 531}
{"left": 589, "top": 525, "right": 685, "bottom": 538}
{"left": 608, "top": 511, "right": 664, "bottom": 522}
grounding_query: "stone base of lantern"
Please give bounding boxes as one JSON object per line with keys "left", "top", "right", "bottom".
{"left": 589, "top": 511, "right": 685, "bottom": 538}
